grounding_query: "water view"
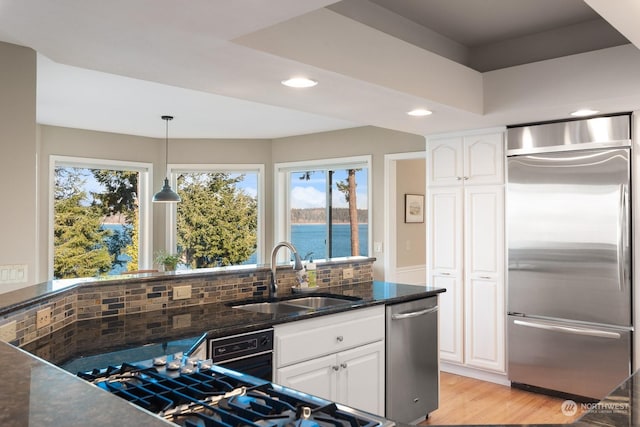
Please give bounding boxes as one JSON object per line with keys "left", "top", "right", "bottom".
{"left": 103, "top": 222, "right": 368, "bottom": 274}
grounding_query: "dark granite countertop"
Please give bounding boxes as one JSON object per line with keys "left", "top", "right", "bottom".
{"left": 20, "top": 281, "right": 445, "bottom": 369}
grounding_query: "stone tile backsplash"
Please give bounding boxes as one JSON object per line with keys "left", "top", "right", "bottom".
{"left": 0, "top": 259, "right": 373, "bottom": 347}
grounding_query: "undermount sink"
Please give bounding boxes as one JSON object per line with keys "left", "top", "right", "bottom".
{"left": 232, "top": 301, "right": 307, "bottom": 314}
{"left": 232, "top": 295, "right": 361, "bottom": 314}
{"left": 285, "top": 296, "right": 358, "bottom": 309}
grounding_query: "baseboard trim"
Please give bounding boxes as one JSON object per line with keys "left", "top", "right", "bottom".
{"left": 440, "top": 361, "right": 509, "bottom": 386}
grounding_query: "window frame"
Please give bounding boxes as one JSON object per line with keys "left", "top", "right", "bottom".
{"left": 274, "top": 155, "right": 372, "bottom": 261}
{"left": 49, "top": 155, "right": 153, "bottom": 279}
{"left": 167, "top": 163, "right": 265, "bottom": 265}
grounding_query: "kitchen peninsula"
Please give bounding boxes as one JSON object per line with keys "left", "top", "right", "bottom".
{"left": 0, "top": 257, "right": 444, "bottom": 426}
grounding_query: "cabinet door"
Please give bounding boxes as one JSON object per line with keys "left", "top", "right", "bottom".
{"left": 275, "top": 354, "right": 337, "bottom": 401}
{"left": 427, "top": 137, "right": 463, "bottom": 186}
{"left": 432, "top": 273, "right": 463, "bottom": 363}
{"left": 336, "top": 341, "right": 385, "bottom": 416}
{"left": 464, "top": 186, "right": 503, "bottom": 277}
{"left": 464, "top": 185, "right": 505, "bottom": 372}
{"left": 428, "top": 187, "right": 464, "bottom": 363}
{"left": 463, "top": 133, "right": 504, "bottom": 185}
{"left": 465, "top": 276, "right": 505, "bottom": 372}
{"left": 427, "top": 187, "right": 463, "bottom": 274}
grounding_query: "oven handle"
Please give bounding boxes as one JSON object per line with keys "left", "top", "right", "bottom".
{"left": 213, "top": 349, "right": 274, "bottom": 365}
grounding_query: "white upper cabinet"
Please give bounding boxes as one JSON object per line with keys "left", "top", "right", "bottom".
{"left": 428, "top": 132, "right": 503, "bottom": 186}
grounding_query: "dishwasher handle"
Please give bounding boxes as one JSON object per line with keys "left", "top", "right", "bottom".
{"left": 391, "top": 306, "right": 438, "bottom": 320}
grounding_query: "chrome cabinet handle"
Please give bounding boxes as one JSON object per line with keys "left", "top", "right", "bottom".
{"left": 336, "top": 336, "right": 344, "bottom": 342}
{"left": 456, "top": 176, "right": 462, "bottom": 181}
{"left": 340, "top": 363, "right": 347, "bottom": 369}
{"left": 463, "top": 176, "right": 470, "bottom": 180}
{"left": 441, "top": 272, "right": 451, "bottom": 276}
{"left": 332, "top": 365, "right": 340, "bottom": 371}
{"left": 479, "top": 276, "right": 491, "bottom": 279}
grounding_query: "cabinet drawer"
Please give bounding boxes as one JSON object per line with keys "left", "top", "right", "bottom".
{"left": 274, "top": 306, "right": 385, "bottom": 368}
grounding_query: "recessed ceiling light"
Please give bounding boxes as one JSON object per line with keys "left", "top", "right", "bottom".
{"left": 281, "top": 77, "right": 318, "bottom": 88}
{"left": 407, "top": 108, "right": 433, "bottom": 117}
{"left": 570, "top": 109, "right": 599, "bottom": 117}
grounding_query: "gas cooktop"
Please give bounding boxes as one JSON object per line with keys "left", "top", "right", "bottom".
{"left": 78, "top": 358, "right": 393, "bottom": 427}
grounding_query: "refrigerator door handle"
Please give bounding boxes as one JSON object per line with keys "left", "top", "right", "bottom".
{"left": 617, "top": 184, "right": 628, "bottom": 292}
{"left": 513, "top": 319, "right": 622, "bottom": 339}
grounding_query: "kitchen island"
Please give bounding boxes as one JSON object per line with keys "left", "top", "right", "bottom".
{"left": 0, "top": 275, "right": 443, "bottom": 426}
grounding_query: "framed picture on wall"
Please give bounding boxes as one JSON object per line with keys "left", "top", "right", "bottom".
{"left": 405, "top": 194, "right": 424, "bottom": 223}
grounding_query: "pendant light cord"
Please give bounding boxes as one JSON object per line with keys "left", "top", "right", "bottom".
{"left": 161, "top": 115, "right": 173, "bottom": 175}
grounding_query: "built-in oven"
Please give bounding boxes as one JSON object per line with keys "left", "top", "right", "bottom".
{"left": 208, "top": 328, "right": 273, "bottom": 381}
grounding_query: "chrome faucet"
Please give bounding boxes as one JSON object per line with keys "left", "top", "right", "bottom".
{"left": 270, "top": 241, "right": 303, "bottom": 299}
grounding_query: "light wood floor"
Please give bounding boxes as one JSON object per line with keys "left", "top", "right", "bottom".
{"left": 420, "top": 373, "right": 585, "bottom": 425}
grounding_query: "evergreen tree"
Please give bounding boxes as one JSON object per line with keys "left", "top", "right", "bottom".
{"left": 177, "top": 173, "right": 257, "bottom": 268}
{"left": 53, "top": 192, "right": 112, "bottom": 278}
{"left": 336, "top": 169, "right": 360, "bottom": 256}
{"left": 92, "top": 169, "right": 139, "bottom": 271}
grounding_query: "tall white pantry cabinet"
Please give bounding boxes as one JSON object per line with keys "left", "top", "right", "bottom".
{"left": 426, "top": 130, "right": 506, "bottom": 379}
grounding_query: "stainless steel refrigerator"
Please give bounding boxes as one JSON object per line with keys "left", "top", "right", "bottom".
{"left": 507, "top": 114, "right": 633, "bottom": 400}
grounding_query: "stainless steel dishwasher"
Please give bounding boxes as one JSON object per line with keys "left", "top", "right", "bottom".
{"left": 386, "top": 296, "right": 439, "bottom": 423}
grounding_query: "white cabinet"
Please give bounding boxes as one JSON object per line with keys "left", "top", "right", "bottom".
{"left": 274, "top": 306, "right": 385, "bottom": 416}
{"left": 276, "top": 341, "right": 385, "bottom": 415}
{"left": 428, "top": 133, "right": 503, "bottom": 186}
{"left": 427, "top": 130, "right": 505, "bottom": 375}
{"left": 276, "top": 353, "right": 337, "bottom": 401}
{"left": 463, "top": 186, "right": 505, "bottom": 372}
{"left": 427, "top": 187, "right": 464, "bottom": 364}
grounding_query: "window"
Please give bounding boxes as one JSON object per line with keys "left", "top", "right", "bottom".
{"left": 168, "top": 164, "right": 264, "bottom": 268}
{"left": 50, "top": 156, "right": 152, "bottom": 279}
{"left": 275, "top": 156, "right": 371, "bottom": 260}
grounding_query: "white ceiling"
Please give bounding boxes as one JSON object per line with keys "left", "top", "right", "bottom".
{"left": 0, "top": 0, "right": 639, "bottom": 139}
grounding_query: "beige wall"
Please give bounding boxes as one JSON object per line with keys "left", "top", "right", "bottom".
{"left": 272, "top": 126, "right": 425, "bottom": 280}
{"left": 396, "top": 158, "right": 426, "bottom": 267}
{"left": 169, "top": 137, "right": 273, "bottom": 249}
{"left": 37, "top": 125, "right": 160, "bottom": 280}
{"left": 0, "top": 42, "right": 37, "bottom": 292}
{"left": 39, "top": 126, "right": 421, "bottom": 282}
{"left": 37, "top": 126, "right": 271, "bottom": 280}
{"left": 0, "top": 43, "right": 424, "bottom": 288}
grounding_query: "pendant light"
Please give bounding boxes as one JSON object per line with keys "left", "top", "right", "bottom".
{"left": 153, "top": 115, "right": 181, "bottom": 203}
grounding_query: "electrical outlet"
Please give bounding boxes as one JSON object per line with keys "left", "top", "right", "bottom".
{"left": 172, "top": 313, "right": 191, "bottom": 329}
{"left": 36, "top": 308, "right": 52, "bottom": 329}
{"left": 0, "top": 264, "right": 28, "bottom": 284}
{"left": 173, "top": 285, "right": 192, "bottom": 300}
{"left": 343, "top": 268, "right": 354, "bottom": 279}
{"left": 0, "top": 321, "right": 16, "bottom": 342}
